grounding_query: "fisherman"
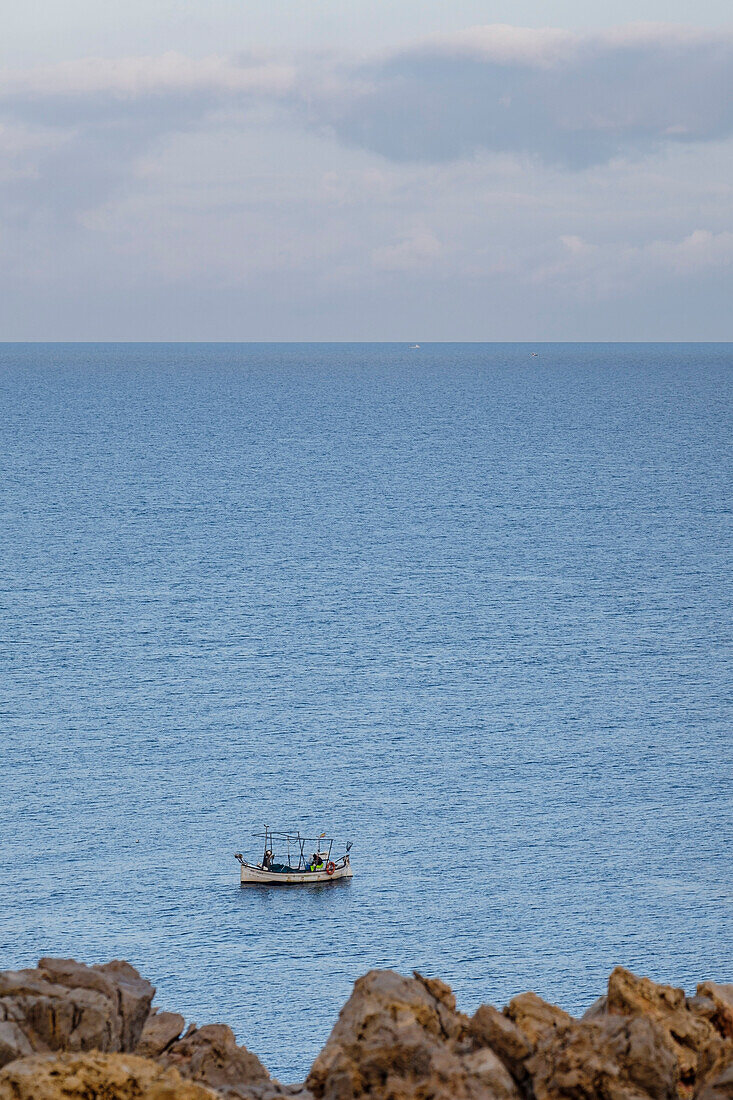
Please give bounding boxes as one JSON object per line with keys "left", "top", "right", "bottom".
{"left": 262, "top": 849, "right": 273, "bottom": 871}
{"left": 310, "top": 851, "right": 324, "bottom": 872}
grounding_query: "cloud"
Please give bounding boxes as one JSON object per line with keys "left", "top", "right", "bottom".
{"left": 529, "top": 228, "right": 733, "bottom": 295}
{"left": 0, "top": 24, "right": 731, "bottom": 339}
{"left": 0, "top": 52, "right": 295, "bottom": 102}
{"left": 0, "top": 53, "right": 295, "bottom": 220}
{"left": 2, "top": 24, "right": 732, "bottom": 182}
{"left": 311, "top": 23, "right": 733, "bottom": 167}
{"left": 371, "top": 229, "right": 443, "bottom": 271}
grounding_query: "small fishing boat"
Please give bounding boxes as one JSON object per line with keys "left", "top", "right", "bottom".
{"left": 235, "top": 827, "right": 353, "bottom": 885}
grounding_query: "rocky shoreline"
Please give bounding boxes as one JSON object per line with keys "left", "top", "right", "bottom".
{"left": 0, "top": 958, "right": 730, "bottom": 1099}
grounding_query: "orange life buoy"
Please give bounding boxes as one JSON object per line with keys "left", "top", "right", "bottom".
{"left": 326, "top": 861, "right": 336, "bottom": 876}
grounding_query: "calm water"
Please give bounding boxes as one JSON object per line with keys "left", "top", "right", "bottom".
{"left": 1, "top": 343, "right": 731, "bottom": 1082}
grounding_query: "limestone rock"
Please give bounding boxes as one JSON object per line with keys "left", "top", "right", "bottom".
{"left": 504, "top": 991, "right": 573, "bottom": 1046}
{"left": 469, "top": 1003, "right": 533, "bottom": 1085}
{"left": 528, "top": 1014, "right": 677, "bottom": 1100}
{"left": 95, "top": 959, "right": 158, "bottom": 1052}
{"left": 0, "top": 1020, "right": 35, "bottom": 1068}
{"left": 306, "top": 969, "right": 521, "bottom": 1100}
{"left": 0, "top": 957, "right": 154, "bottom": 1068}
{"left": 694, "top": 985, "right": 733, "bottom": 1042}
{"left": 161, "top": 1023, "right": 273, "bottom": 1099}
{"left": 138, "top": 1011, "right": 187, "bottom": 1057}
{"left": 696, "top": 1053, "right": 733, "bottom": 1100}
{"left": 0, "top": 1051, "right": 218, "bottom": 1099}
{"left": 1, "top": 956, "right": 730, "bottom": 1100}
{"left": 602, "top": 967, "right": 732, "bottom": 1096}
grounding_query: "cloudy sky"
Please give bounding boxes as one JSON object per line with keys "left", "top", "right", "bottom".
{"left": 2, "top": 0, "right": 732, "bottom": 339}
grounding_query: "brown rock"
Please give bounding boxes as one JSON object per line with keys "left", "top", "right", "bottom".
{"left": 0, "top": 1019, "right": 35, "bottom": 1067}
{"left": 695, "top": 985, "right": 733, "bottom": 1042}
{"left": 582, "top": 996, "right": 608, "bottom": 1021}
{"left": 504, "top": 991, "right": 573, "bottom": 1046}
{"left": 690, "top": 986, "right": 733, "bottom": 1093}
{"left": 528, "top": 1014, "right": 677, "bottom": 1100}
{"left": 0, "top": 1051, "right": 218, "bottom": 1099}
{"left": 0, "top": 958, "right": 154, "bottom": 1068}
{"left": 138, "top": 1010, "right": 187, "bottom": 1057}
{"left": 469, "top": 1003, "right": 533, "bottom": 1084}
{"left": 96, "top": 960, "right": 158, "bottom": 1051}
{"left": 162, "top": 1023, "right": 273, "bottom": 1099}
{"left": 696, "top": 1053, "right": 733, "bottom": 1100}
{"left": 604, "top": 967, "right": 731, "bottom": 1095}
{"left": 306, "top": 969, "right": 521, "bottom": 1100}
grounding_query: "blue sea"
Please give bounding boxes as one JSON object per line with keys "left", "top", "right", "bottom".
{"left": 1, "top": 343, "right": 731, "bottom": 1082}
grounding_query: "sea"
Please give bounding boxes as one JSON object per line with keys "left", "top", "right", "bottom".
{"left": 1, "top": 343, "right": 731, "bottom": 1082}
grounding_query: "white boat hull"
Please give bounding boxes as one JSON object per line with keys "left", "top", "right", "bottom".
{"left": 240, "top": 862, "right": 353, "bottom": 885}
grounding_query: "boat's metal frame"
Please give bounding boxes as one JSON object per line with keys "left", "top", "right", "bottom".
{"left": 235, "top": 827, "right": 353, "bottom": 885}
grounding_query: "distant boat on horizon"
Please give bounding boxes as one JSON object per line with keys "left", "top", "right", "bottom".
{"left": 409, "top": 344, "right": 421, "bottom": 349}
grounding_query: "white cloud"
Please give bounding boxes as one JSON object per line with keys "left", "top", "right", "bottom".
{"left": 372, "top": 229, "right": 443, "bottom": 271}
{"left": 0, "top": 53, "right": 295, "bottom": 101}
{"left": 0, "top": 24, "right": 731, "bottom": 337}
{"left": 644, "top": 228, "right": 733, "bottom": 274}
{"left": 417, "top": 24, "right": 578, "bottom": 67}
{"left": 530, "top": 228, "right": 733, "bottom": 294}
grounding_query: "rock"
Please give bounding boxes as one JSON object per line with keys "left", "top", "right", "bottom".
{"left": 0, "top": 957, "right": 730, "bottom": 1100}
{"left": 0, "top": 1051, "right": 218, "bottom": 1099}
{"left": 504, "top": 991, "right": 573, "bottom": 1046}
{"left": 601, "top": 967, "right": 732, "bottom": 1096}
{"left": 528, "top": 1014, "right": 678, "bottom": 1100}
{"left": 95, "top": 960, "right": 158, "bottom": 1052}
{"left": 469, "top": 1003, "right": 533, "bottom": 1085}
{"left": 0, "top": 958, "right": 154, "bottom": 1068}
{"left": 138, "top": 1010, "right": 186, "bottom": 1057}
{"left": 306, "top": 969, "right": 521, "bottom": 1100}
{"left": 461, "top": 1047, "right": 521, "bottom": 1100}
{"left": 582, "top": 996, "right": 608, "bottom": 1021}
{"left": 696, "top": 1053, "right": 733, "bottom": 1100}
{"left": 695, "top": 985, "right": 733, "bottom": 1042}
{"left": 0, "top": 1020, "right": 35, "bottom": 1067}
{"left": 161, "top": 1022, "right": 274, "bottom": 1099}
{"left": 691, "top": 986, "right": 733, "bottom": 1092}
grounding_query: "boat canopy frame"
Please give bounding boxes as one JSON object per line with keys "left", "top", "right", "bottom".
{"left": 253, "top": 826, "right": 337, "bottom": 871}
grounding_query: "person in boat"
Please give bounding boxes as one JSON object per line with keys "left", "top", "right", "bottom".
{"left": 262, "top": 849, "right": 273, "bottom": 871}
{"left": 310, "top": 851, "right": 325, "bottom": 872}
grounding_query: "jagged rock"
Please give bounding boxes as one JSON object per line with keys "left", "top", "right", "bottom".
{"left": 504, "top": 991, "right": 573, "bottom": 1046}
{"left": 306, "top": 969, "right": 521, "bottom": 1100}
{"left": 596, "top": 967, "right": 732, "bottom": 1096}
{"left": 94, "top": 960, "right": 157, "bottom": 1052}
{"left": 0, "top": 1020, "right": 34, "bottom": 1068}
{"left": 138, "top": 1010, "right": 187, "bottom": 1057}
{"left": 582, "top": 996, "right": 608, "bottom": 1021}
{"left": 691, "top": 985, "right": 733, "bottom": 1092}
{"left": 0, "top": 1051, "right": 218, "bottom": 1099}
{"left": 696, "top": 1053, "right": 733, "bottom": 1100}
{"left": 161, "top": 1022, "right": 274, "bottom": 1099}
{"left": 1, "top": 958, "right": 731, "bottom": 1100}
{"left": 469, "top": 1003, "right": 533, "bottom": 1085}
{"left": 528, "top": 1014, "right": 678, "bottom": 1100}
{"left": 694, "top": 985, "right": 733, "bottom": 1042}
{"left": 472, "top": 989, "right": 638, "bottom": 1096}
{"left": 0, "top": 957, "right": 154, "bottom": 1068}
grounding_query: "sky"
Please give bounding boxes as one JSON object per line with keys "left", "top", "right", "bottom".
{"left": 1, "top": 1, "right": 732, "bottom": 339}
